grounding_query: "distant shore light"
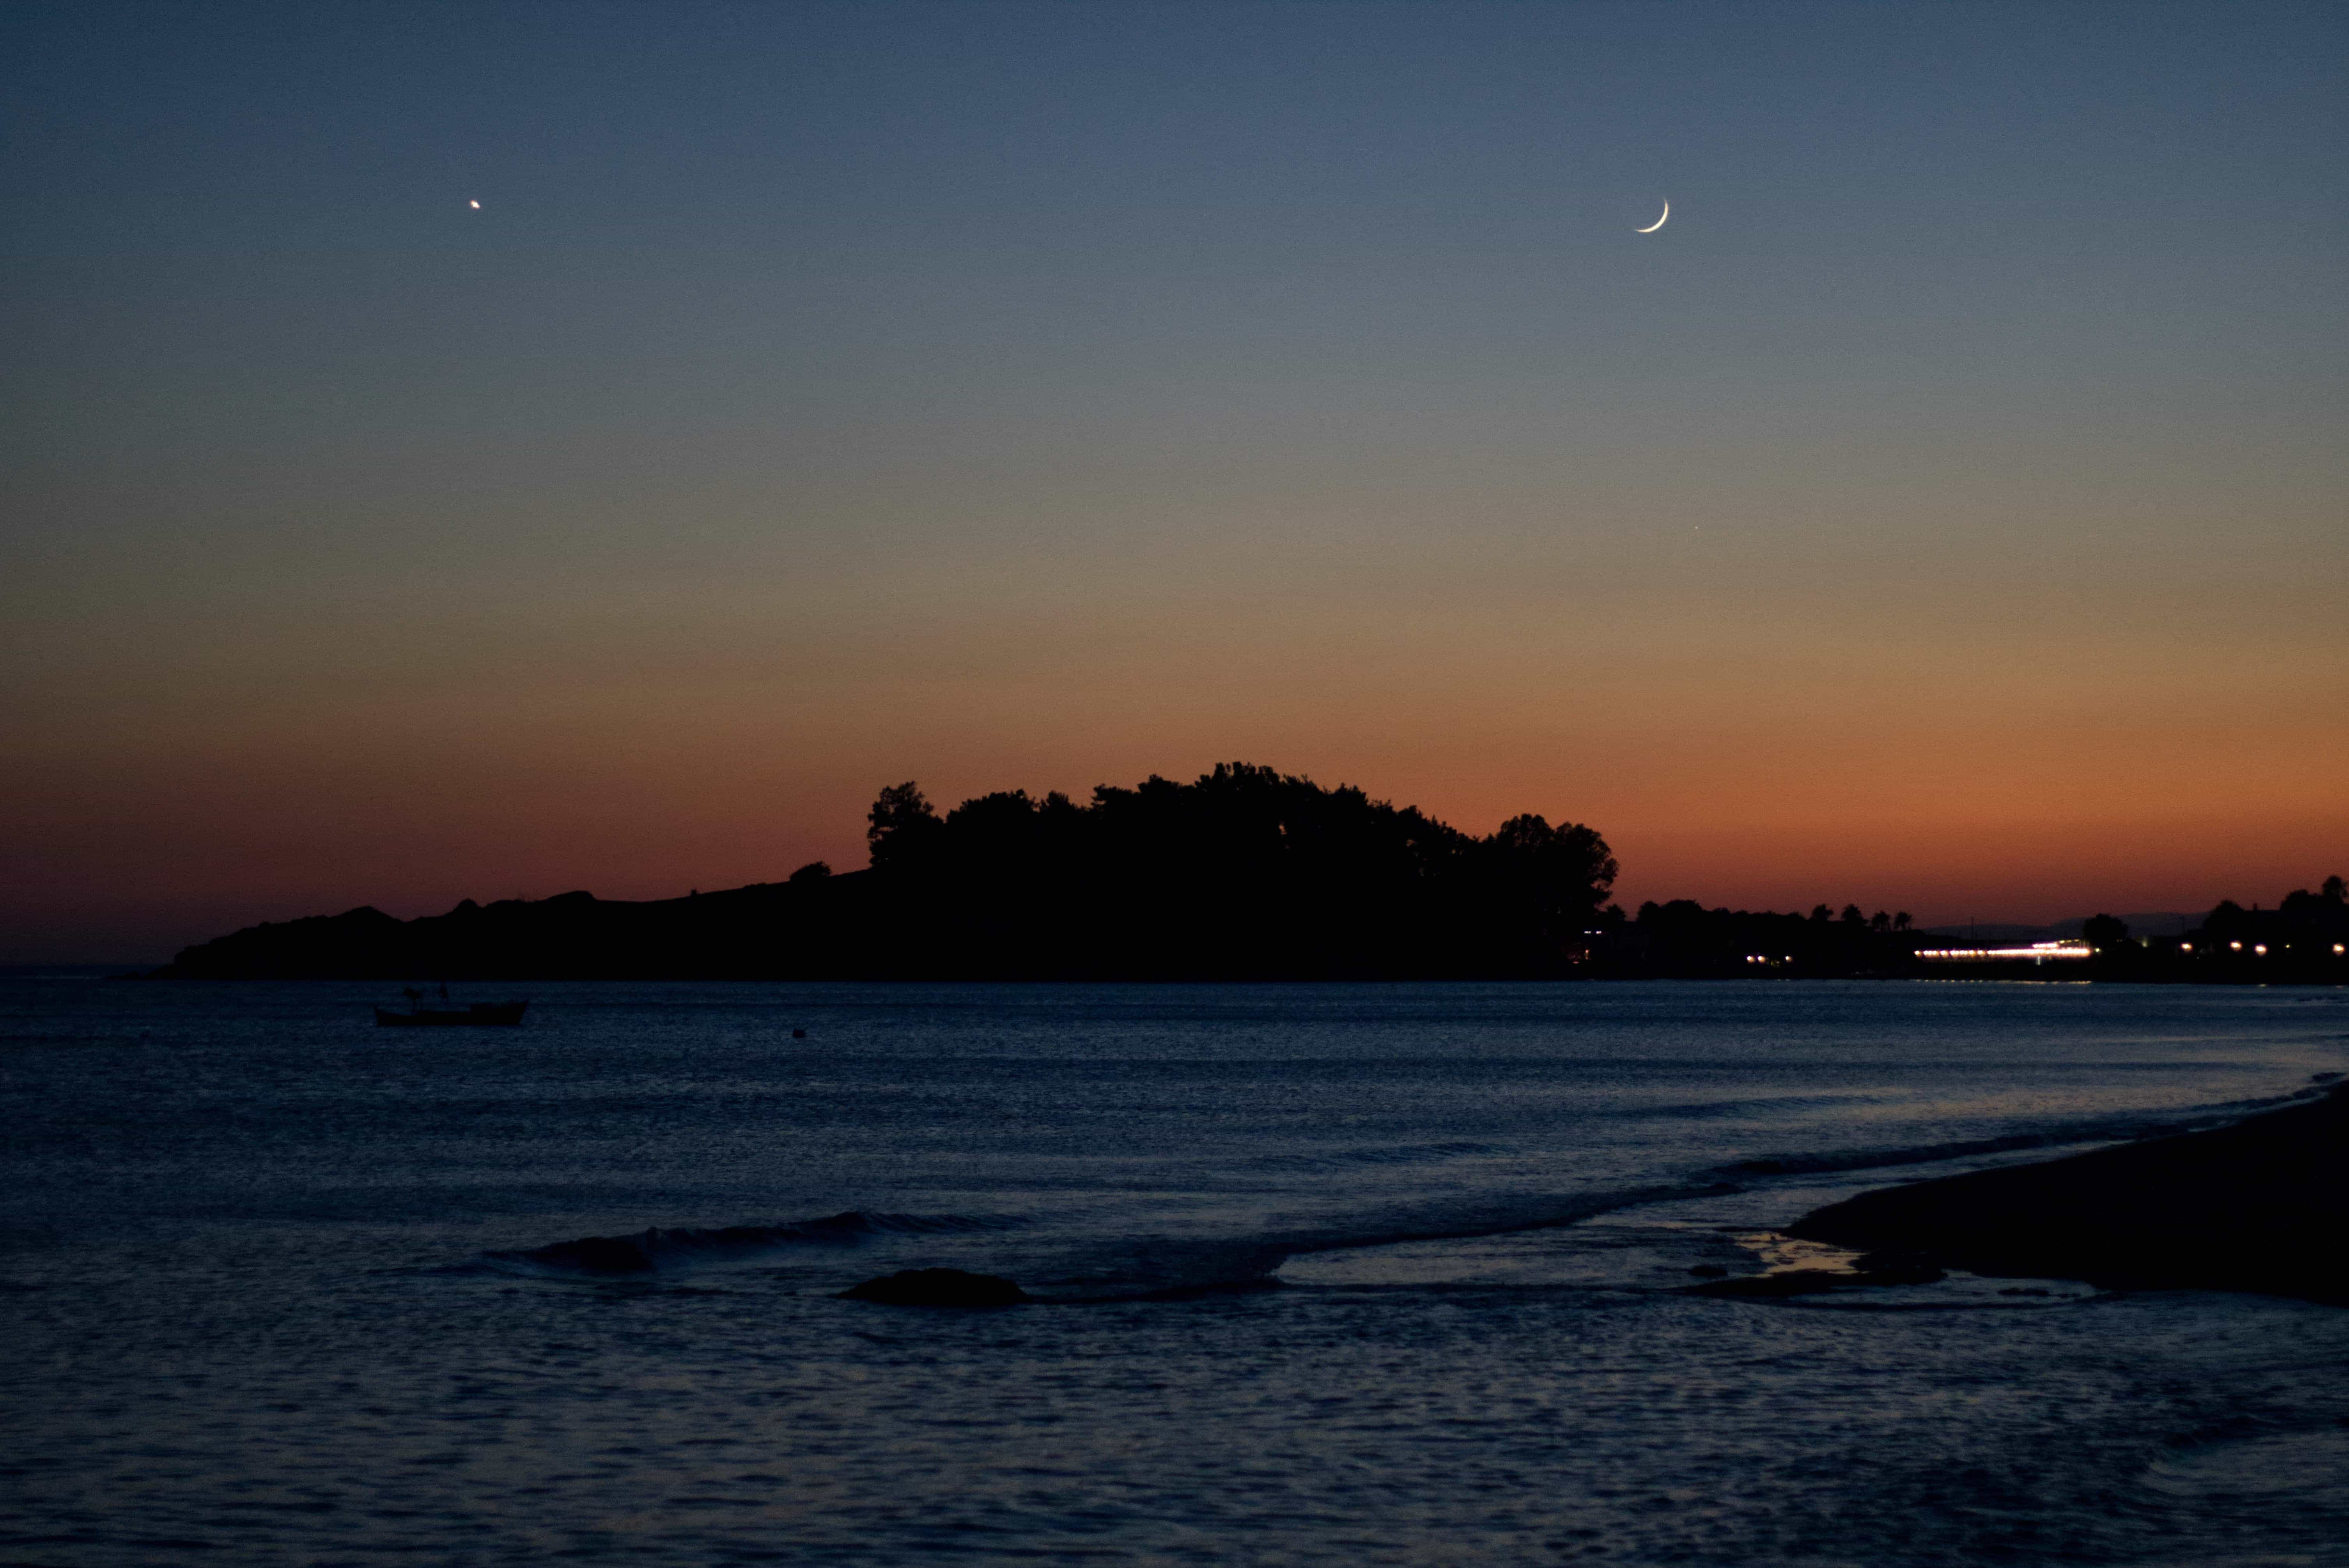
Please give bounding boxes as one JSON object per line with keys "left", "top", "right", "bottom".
{"left": 1915, "top": 939, "right": 2092, "bottom": 964}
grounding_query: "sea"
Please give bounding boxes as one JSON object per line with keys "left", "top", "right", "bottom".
{"left": 5, "top": 978, "right": 2348, "bottom": 1566}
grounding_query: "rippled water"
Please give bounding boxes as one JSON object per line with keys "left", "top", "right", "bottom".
{"left": 5, "top": 979, "right": 2348, "bottom": 1564}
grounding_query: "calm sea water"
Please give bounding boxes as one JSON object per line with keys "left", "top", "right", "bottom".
{"left": 5, "top": 979, "right": 2348, "bottom": 1565}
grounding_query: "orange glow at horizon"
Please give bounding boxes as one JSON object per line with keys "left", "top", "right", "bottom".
{"left": 9, "top": 542, "right": 2343, "bottom": 959}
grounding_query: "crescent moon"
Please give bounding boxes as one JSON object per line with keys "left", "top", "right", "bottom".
{"left": 1636, "top": 200, "right": 1669, "bottom": 234}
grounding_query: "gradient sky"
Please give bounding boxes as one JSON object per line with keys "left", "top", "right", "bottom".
{"left": 5, "top": 0, "right": 2345, "bottom": 961}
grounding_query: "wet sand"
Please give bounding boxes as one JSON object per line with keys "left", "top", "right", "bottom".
{"left": 1787, "top": 1084, "right": 2349, "bottom": 1304}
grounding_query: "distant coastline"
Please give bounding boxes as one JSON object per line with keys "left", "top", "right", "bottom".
{"left": 137, "top": 764, "right": 2349, "bottom": 984}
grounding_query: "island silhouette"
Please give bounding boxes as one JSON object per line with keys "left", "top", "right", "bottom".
{"left": 145, "top": 763, "right": 2347, "bottom": 983}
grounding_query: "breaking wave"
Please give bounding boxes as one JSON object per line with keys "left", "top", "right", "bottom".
{"left": 479, "top": 1211, "right": 1010, "bottom": 1277}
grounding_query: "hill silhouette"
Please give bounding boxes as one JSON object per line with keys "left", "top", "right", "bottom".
{"left": 153, "top": 763, "right": 1619, "bottom": 981}
{"left": 142, "top": 767, "right": 2349, "bottom": 985}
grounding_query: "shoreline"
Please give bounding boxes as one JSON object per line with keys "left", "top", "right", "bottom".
{"left": 1786, "top": 1082, "right": 2349, "bottom": 1305}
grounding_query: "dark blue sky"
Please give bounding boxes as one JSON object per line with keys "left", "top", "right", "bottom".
{"left": 5, "top": 2, "right": 2344, "bottom": 958}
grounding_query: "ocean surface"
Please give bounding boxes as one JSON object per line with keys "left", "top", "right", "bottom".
{"left": 5, "top": 978, "right": 2348, "bottom": 1566}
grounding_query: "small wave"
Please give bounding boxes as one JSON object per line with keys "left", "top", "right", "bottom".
{"left": 479, "top": 1211, "right": 1008, "bottom": 1277}
{"left": 1245, "top": 1140, "right": 1504, "bottom": 1172}
{"left": 2142, "top": 1426, "right": 2349, "bottom": 1502}
{"left": 1717, "top": 1087, "right": 2335, "bottom": 1182}
{"left": 1616, "top": 1092, "right": 1889, "bottom": 1122}
{"left": 1022, "top": 1237, "right": 1302, "bottom": 1303}
{"left": 1281, "top": 1183, "right": 1718, "bottom": 1261}
{"left": 1723, "top": 1130, "right": 2072, "bottom": 1178}
{"left": 1034, "top": 1183, "right": 1728, "bottom": 1304}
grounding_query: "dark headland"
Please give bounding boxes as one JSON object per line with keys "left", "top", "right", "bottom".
{"left": 140, "top": 762, "right": 2347, "bottom": 982}
{"left": 150, "top": 765, "right": 1623, "bottom": 982}
{"left": 1787, "top": 1084, "right": 2349, "bottom": 1305}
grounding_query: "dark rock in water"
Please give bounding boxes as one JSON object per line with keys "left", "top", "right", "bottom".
{"left": 838, "top": 1268, "right": 1028, "bottom": 1306}
{"left": 1687, "top": 1263, "right": 1730, "bottom": 1278}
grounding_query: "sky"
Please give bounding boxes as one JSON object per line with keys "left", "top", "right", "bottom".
{"left": 4, "top": 0, "right": 2345, "bottom": 962}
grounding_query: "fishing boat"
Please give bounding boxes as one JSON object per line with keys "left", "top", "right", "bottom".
{"left": 373, "top": 986, "right": 529, "bottom": 1027}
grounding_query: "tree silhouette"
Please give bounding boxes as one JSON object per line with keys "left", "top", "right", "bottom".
{"left": 866, "top": 782, "right": 942, "bottom": 874}
{"left": 835, "top": 762, "right": 1618, "bottom": 977}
